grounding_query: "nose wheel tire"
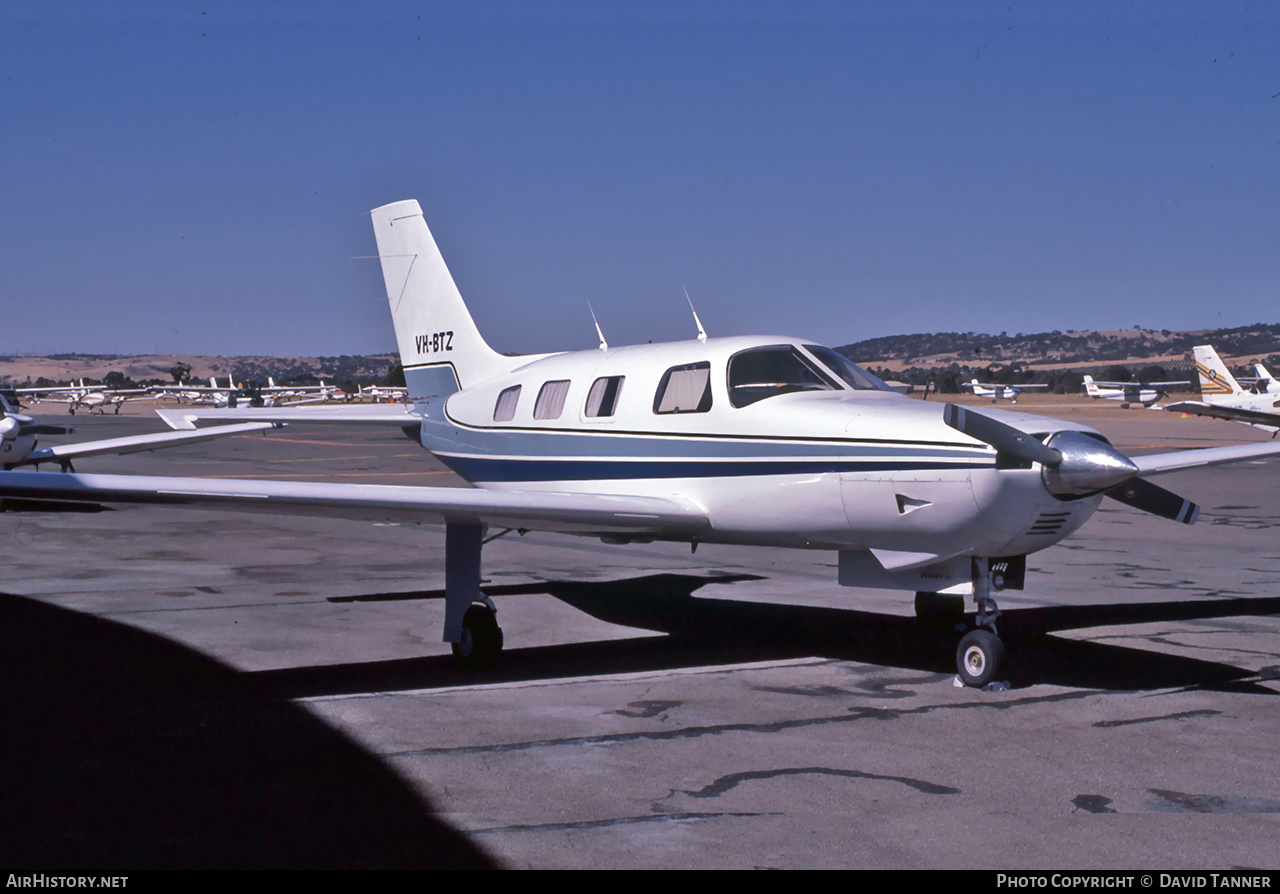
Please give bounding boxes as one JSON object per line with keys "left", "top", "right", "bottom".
{"left": 956, "top": 629, "right": 1005, "bottom": 688}
{"left": 452, "top": 603, "right": 504, "bottom": 671}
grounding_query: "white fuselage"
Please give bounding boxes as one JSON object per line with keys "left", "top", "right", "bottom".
{"left": 417, "top": 336, "right": 1101, "bottom": 559}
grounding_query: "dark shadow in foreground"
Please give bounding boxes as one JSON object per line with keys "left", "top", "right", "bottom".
{"left": 259, "top": 573, "right": 1280, "bottom": 696}
{"left": 0, "top": 592, "right": 497, "bottom": 869}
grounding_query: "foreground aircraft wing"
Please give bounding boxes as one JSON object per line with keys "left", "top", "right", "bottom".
{"left": 0, "top": 471, "right": 712, "bottom": 537}
{"left": 15, "top": 423, "right": 283, "bottom": 468}
{"left": 1163, "top": 401, "right": 1280, "bottom": 430}
{"left": 1128, "top": 441, "right": 1280, "bottom": 475}
{"left": 157, "top": 405, "right": 420, "bottom": 430}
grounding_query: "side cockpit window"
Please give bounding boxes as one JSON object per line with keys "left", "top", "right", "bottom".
{"left": 585, "top": 376, "right": 624, "bottom": 418}
{"left": 493, "top": 385, "right": 521, "bottom": 422}
{"left": 534, "top": 380, "right": 571, "bottom": 420}
{"left": 654, "top": 362, "right": 712, "bottom": 414}
{"left": 727, "top": 346, "right": 837, "bottom": 408}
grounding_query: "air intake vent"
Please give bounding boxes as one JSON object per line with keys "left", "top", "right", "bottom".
{"left": 1028, "top": 511, "right": 1072, "bottom": 536}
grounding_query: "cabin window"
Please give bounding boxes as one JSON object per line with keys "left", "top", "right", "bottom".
{"left": 493, "top": 385, "right": 521, "bottom": 422}
{"left": 534, "top": 380, "right": 571, "bottom": 420}
{"left": 653, "top": 362, "right": 712, "bottom": 414}
{"left": 802, "top": 345, "right": 894, "bottom": 392}
{"left": 585, "top": 376, "right": 625, "bottom": 418}
{"left": 727, "top": 346, "right": 838, "bottom": 408}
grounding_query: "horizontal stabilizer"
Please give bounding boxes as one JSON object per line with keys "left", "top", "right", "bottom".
{"left": 16, "top": 423, "right": 281, "bottom": 468}
{"left": 157, "top": 406, "right": 419, "bottom": 431}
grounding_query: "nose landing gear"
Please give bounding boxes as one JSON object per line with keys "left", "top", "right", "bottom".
{"left": 957, "top": 557, "right": 1008, "bottom": 687}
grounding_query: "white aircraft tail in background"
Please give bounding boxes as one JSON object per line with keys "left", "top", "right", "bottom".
{"left": 1192, "top": 345, "right": 1245, "bottom": 399}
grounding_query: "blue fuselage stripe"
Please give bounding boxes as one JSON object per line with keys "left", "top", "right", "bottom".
{"left": 436, "top": 455, "right": 990, "bottom": 482}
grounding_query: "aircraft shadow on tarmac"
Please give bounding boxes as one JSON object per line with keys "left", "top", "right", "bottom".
{"left": 261, "top": 572, "right": 1280, "bottom": 696}
{"left": 0, "top": 592, "right": 498, "bottom": 870}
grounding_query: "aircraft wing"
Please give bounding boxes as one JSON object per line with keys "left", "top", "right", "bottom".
{"left": 14, "top": 422, "right": 282, "bottom": 468}
{"left": 0, "top": 470, "right": 713, "bottom": 537}
{"left": 1130, "top": 440, "right": 1280, "bottom": 475}
{"left": 157, "top": 405, "right": 420, "bottom": 430}
{"left": 1163, "top": 401, "right": 1280, "bottom": 430}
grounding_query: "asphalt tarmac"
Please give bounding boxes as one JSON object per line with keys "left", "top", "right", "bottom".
{"left": 2, "top": 396, "right": 1278, "bottom": 869}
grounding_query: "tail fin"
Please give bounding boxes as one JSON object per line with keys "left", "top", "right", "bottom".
{"left": 1082, "top": 375, "right": 1100, "bottom": 396}
{"left": 1254, "top": 363, "right": 1278, "bottom": 394}
{"left": 371, "top": 200, "right": 522, "bottom": 402}
{"left": 1193, "top": 345, "right": 1243, "bottom": 402}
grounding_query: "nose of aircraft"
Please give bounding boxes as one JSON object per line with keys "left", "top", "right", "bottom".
{"left": 942, "top": 402, "right": 1199, "bottom": 525}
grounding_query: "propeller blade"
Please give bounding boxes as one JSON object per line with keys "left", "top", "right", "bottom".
{"left": 1105, "top": 477, "right": 1199, "bottom": 525}
{"left": 943, "top": 404, "right": 1061, "bottom": 467}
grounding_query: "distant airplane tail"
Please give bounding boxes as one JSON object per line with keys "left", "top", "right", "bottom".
{"left": 1254, "top": 363, "right": 1278, "bottom": 394}
{"left": 1082, "top": 375, "right": 1100, "bottom": 397}
{"left": 1193, "top": 345, "right": 1243, "bottom": 403}
{"left": 371, "top": 199, "right": 525, "bottom": 402}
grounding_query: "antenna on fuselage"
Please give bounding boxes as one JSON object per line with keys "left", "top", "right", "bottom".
{"left": 683, "top": 287, "right": 708, "bottom": 343}
{"left": 588, "top": 301, "right": 608, "bottom": 351}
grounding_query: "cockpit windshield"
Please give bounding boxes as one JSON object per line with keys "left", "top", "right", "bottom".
{"left": 727, "top": 346, "right": 839, "bottom": 408}
{"left": 801, "top": 345, "right": 894, "bottom": 392}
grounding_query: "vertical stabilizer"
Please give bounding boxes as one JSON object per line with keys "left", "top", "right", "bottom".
{"left": 1254, "top": 363, "right": 1278, "bottom": 394}
{"left": 1193, "top": 345, "right": 1243, "bottom": 402}
{"left": 1082, "top": 375, "right": 1100, "bottom": 397}
{"left": 371, "top": 200, "right": 518, "bottom": 401}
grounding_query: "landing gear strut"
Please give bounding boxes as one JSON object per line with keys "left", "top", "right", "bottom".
{"left": 957, "top": 557, "right": 1008, "bottom": 687}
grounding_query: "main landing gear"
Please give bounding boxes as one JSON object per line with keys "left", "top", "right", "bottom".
{"left": 917, "top": 557, "right": 1010, "bottom": 688}
{"left": 444, "top": 523, "right": 505, "bottom": 671}
{"left": 452, "top": 599, "right": 503, "bottom": 670}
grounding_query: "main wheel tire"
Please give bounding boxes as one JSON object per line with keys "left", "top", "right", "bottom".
{"left": 451, "top": 603, "right": 504, "bottom": 671}
{"left": 915, "top": 591, "right": 965, "bottom": 631}
{"left": 956, "top": 629, "right": 1006, "bottom": 688}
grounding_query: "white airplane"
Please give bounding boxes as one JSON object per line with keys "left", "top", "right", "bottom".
{"left": 1080, "top": 375, "right": 1189, "bottom": 409}
{"left": 1163, "top": 345, "right": 1280, "bottom": 435}
{"left": 4, "top": 200, "right": 1280, "bottom": 687}
{"left": 960, "top": 380, "right": 1047, "bottom": 404}
{"left": 357, "top": 383, "right": 409, "bottom": 403}
{"left": 24, "top": 380, "right": 154, "bottom": 415}
{"left": 0, "top": 394, "right": 279, "bottom": 472}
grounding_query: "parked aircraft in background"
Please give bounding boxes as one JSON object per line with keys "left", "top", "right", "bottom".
{"left": 357, "top": 384, "right": 409, "bottom": 403}
{"left": 1080, "top": 375, "right": 1189, "bottom": 409}
{"left": 1164, "top": 345, "right": 1280, "bottom": 435}
{"left": 19, "top": 380, "right": 154, "bottom": 415}
{"left": 1241, "top": 362, "right": 1279, "bottom": 395}
{"left": 960, "top": 380, "right": 1047, "bottom": 404}
{"left": 3, "top": 200, "right": 1279, "bottom": 688}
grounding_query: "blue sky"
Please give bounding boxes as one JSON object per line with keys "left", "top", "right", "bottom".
{"left": 2, "top": 1, "right": 1277, "bottom": 357}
